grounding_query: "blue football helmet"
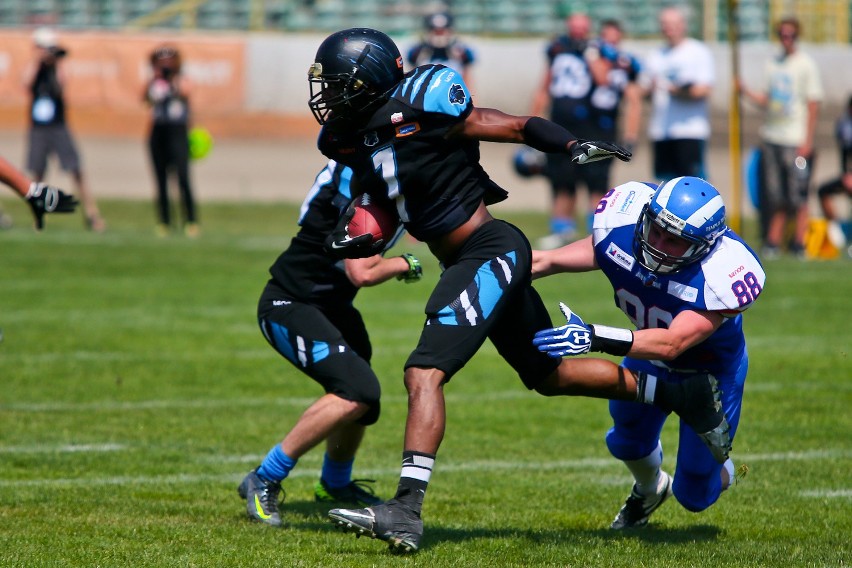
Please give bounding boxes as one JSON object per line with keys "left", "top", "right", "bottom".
{"left": 308, "top": 28, "right": 404, "bottom": 125}
{"left": 512, "top": 146, "right": 547, "bottom": 178}
{"left": 634, "top": 176, "right": 727, "bottom": 274}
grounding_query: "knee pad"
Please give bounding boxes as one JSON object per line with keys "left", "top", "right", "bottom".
{"left": 356, "top": 399, "right": 381, "bottom": 426}
{"left": 311, "top": 351, "right": 382, "bottom": 426}
{"left": 605, "top": 428, "right": 660, "bottom": 462}
{"left": 672, "top": 469, "right": 721, "bottom": 513}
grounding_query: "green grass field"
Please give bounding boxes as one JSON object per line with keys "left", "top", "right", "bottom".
{"left": 1, "top": 198, "right": 850, "bottom": 567}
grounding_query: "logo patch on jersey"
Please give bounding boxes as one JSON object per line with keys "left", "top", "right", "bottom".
{"left": 391, "top": 112, "right": 404, "bottom": 124}
{"left": 667, "top": 281, "right": 698, "bottom": 302}
{"left": 618, "top": 190, "right": 637, "bottom": 214}
{"left": 449, "top": 84, "right": 466, "bottom": 105}
{"left": 395, "top": 122, "right": 420, "bottom": 137}
{"left": 606, "top": 242, "right": 635, "bottom": 271}
{"left": 363, "top": 131, "right": 379, "bottom": 147}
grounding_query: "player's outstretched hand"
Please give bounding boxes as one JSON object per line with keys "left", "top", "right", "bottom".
{"left": 25, "top": 182, "right": 78, "bottom": 230}
{"left": 397, "top": 253, "right": 423, "bottom": 283}
{"left": 325, "top": 199, "right": 385, "bottom": 259}
{"left": 532, "top": 302, "right": 593, "bottom": 357}
{"left": 570, "top": 139, "right": 632, "bottom": 165}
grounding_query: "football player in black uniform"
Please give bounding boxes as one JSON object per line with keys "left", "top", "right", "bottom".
{"left": 237, "top": 160, "right": 423, "bottom": 527}
{"left": 312, "top": 28, "right": 729, "bottom": 553}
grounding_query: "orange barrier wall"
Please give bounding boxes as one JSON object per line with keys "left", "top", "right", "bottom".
{"left": 0, "top": 30, "right": 316, "bottom": 139}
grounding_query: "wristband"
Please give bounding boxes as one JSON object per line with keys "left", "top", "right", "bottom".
{"left": 523, "top": 117, "right": 576, "bottom": 154}
{"left": 589, "top": 324, "right": 634, "bottom": 356}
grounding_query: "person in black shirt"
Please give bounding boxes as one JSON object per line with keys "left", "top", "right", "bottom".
{"left": 312, "top": 28, "right": 728, "bottom": 553}
{"left": 237, "top": 160, "right": 423, "bottom": 527}
{"left": 406, "top": 11, "right": 476, "bottom": 93}
{"left": 144, "top": 45, "right": 199, "bottom": 237}
{"left": 24, "top": 28, "right": 104, "bottom": 232}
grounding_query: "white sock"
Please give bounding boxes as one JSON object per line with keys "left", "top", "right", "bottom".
{"left": 722, "top": 458, "right": 735, "bottom": 491}
{"left": 623, "top": 441, "right": 664, "bottom": 496}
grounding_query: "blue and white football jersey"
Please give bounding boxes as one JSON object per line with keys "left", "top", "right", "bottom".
{"left": 591, "top": 181, "right": 766, "bottom": 374}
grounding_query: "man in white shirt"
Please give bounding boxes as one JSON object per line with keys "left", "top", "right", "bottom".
{"left": 640, "top": 6, "right": 715, "bottom": 181}
{"left": 740, "top": 16, "right": 823, "bottom": 258}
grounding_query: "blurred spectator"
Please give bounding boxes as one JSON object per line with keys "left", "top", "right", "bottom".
{"left": 740, "top": 16, "right": 823, "bottom": 258}
{"left": 816, "top": 95, "right": 852, "bottom": 248}
{"left": 24, "top": 27, "right": 105, "bottom": 232}
{"left": 639, "top": 6, "right": 714, "bottom": 181}
{"left": 143, "top": 45, "right": 199, "bottom": 238}
{"left": 584, "top": 19, "right": 642, "bottom": 207}
{"left": 406, "top": 11, "right": 476, "bottom": 92}
{"left": 530, "top": 13, "right": 603, "bottom": 249}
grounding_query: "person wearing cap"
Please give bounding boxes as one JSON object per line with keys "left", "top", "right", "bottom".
{"left": 406, "top": 11, "right": 476, "bottom": 92}
{"left": 143, "top": 45, "right": 199, "bottom": 238}
{"left": 23, "top": 27, "right": 105, "bottom": 232}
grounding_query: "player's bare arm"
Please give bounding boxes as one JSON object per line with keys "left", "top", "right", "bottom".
{"left": 531, "top": 235, "right": 599, "bottom": 279}
{"left": 450, "top": 107, "right": 532, "bottom": 144}
{"left": 344, "top": 255, "right": 415, "bottom": 288}
{"left": 629, "top": 309, "right": 724, "bottom": 361}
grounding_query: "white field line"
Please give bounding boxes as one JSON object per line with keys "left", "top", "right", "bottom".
{"left": 0, "top": 383, "right": 812, "bottom": 413}
{"left": 0, "top": 449, "right": 849, "bottom": 499}
{"left": 0, "top": 443, "right": 125, "bottom": 454}
{"left": 0, "top": 390, "right": 534, "bottom": 412}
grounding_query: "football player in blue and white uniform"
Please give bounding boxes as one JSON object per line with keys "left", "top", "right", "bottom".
{"left": 237, "top": 160, "right": 423, "bottom": 527}
{"left": 532, "top": 176, "right": 765, "bottom": 529}
{"left": 309, "top": 28, "right": 725, "bottom": 553}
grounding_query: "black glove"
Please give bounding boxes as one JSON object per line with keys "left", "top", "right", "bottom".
{"left": 25, "top": 182, "right": 78, "bottom": 230}
{"left": 324, "top": 198, "right": 385, "bottom": 259}
{"left": 570, "top": 139, "right": 632, "bottom": 165}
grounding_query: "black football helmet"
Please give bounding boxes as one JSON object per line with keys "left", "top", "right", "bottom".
{"left": 308, "top": 28, "right": 404, "bottom": 125}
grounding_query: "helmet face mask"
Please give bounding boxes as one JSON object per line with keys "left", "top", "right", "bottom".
{"left": 633, "top": 177, "right": 727, "bottom": 274}
{"left": 308, "top": 28, "right": 404, "bottom": 126}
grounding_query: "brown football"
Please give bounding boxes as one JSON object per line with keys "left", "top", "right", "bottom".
{"left": 347, "top": 194, "right": 400, "bottom": 245}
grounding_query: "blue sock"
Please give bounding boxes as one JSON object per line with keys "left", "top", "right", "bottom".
{"left": 550, "top": 217, "right": 575, "bottom": 235}
{"left": 321, "top": 453, "right": 354, "bottom": 489}
{"left": 257, "top": 445, "right": 297, "bottom": 483}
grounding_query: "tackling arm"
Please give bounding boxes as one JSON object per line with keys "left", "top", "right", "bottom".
{"left": 629, "top": 309, "right": 724, "bottom": 360}
{"left": 531, "top": 235, "right": 599, "bottom": 280}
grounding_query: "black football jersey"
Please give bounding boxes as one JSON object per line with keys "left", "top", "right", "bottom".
{"left": 267, "top": 162, "right": 359, "bottom": 308}
{"left": 318, "top": 64, "right": 507, "bottom": 242}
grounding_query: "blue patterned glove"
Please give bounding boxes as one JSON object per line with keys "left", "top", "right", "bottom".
{"left": 533, "top": 302, "right": 593, "bottom": 357}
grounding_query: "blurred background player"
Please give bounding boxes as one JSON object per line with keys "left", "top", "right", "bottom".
{"left": 0, "top": 153, "right": 77, "bottom": 229}
{"left": 532, "top": 176, "right": 764, "bottom": 529}
{"left": 144, "top": 45, "right": 200, "bottom": 237}
{"left": 24, "top": 27, "right": 104, "bottom": 232}
{"left": 406, "top": 11, "right": 476, "bottom": 93}
{"left": 582, "top": 18, "right": 642, "bottom": 225}
{"left": 530, "top": 13, "right": 608, "bottom": 249}
{"left": 639, "top": 6, "right": 714, "bottom": 182}
{"left": 816, "top": 95, "right": 852, "bottom": 250}
{"left": 739, "top": 17, "right": 823, "bottom": 259}
{"left": 238, "top": 160, "right": 423, "bottom": 527}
